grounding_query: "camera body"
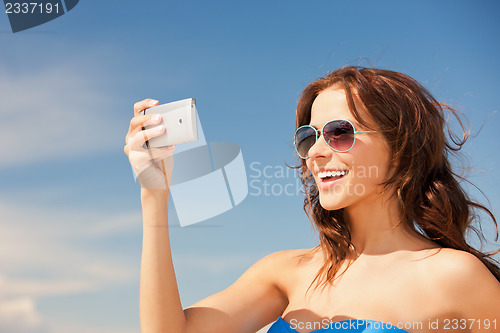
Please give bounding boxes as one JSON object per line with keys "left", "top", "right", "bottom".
{"left": 141, "top": 98, "right": 198, "bottom": 147}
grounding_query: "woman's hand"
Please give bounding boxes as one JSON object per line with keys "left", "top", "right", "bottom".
{"left": 124, "top": 99, "right": 176, "bottom": 190}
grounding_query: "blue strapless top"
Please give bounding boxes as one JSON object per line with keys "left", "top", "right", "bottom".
{"left": 267, "top": 317, "right": 410, "bottom": 333}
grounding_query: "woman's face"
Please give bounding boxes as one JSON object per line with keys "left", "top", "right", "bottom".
{"left": 305, "top": 87, "right": 393, "bottom": 211}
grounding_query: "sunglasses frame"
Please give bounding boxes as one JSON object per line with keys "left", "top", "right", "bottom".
{"left": 294, "top": 119, "right": 379, "bottom": 159}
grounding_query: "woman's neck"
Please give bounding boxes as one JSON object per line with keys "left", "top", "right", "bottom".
{"left": 344, "top": 191, "right": 434, "bottom": 256}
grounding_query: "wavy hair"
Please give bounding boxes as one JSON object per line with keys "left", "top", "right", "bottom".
{"left": 295, "top": 66, "right": 500, "bottom": 286}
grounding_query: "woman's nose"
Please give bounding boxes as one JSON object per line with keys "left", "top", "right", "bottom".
{"left": 307, "top": 134, "right": 331, "bottom": 160}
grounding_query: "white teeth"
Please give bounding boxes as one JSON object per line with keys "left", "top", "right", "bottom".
{"left": 318, "top": 170, "right": 348, "bottom": 179}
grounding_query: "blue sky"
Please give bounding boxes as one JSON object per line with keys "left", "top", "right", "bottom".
{"left": 0, "top": 1, "right": 499, "bottom": 332}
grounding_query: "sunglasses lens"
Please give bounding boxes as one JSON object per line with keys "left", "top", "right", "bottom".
{"left": 323, "top": 120, "right": 355, "bottom": 152}
{"left": 295, "top": 126, "right": 316, "bottom": 158}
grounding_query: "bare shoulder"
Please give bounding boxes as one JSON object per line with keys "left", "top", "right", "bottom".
{"left": 422, "top": 248, "right": 500, "bottom": 319}
{"left": 425, "top": 248, "right": 498, "bottom": 284}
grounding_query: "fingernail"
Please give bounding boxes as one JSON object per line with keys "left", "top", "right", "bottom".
{"left": 152, "top": 114, "right": 161, "bottom": 122}
{"left": 149, "top": 100, "right": 158, "bottom": 105}
{"left": 155, "top": 125, "right": 164, "bottom": 132}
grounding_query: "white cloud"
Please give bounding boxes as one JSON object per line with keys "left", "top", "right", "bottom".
{"left": 48, "top": 321, "right": 138, "bottom": 333}
{"left": 0, "top": 59, "right": 122, "bottom": 168}
{"left": 0, "top": 275, "right": 92, "bottom": 299}
{"left": 0, "top": 199, "right": 140, "bottom": 282}
{"left": 0, "top": 197, "right": 142, "bottom": 332}
{"left": 0, "top": 297, "right": 48, "bottom": 333}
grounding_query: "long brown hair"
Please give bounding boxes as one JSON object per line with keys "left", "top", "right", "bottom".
{"left": 295, "top": 66, "right": 500, "bottom": 286}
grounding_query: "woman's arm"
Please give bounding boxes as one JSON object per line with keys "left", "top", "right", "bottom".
{"left": 125, "top": 98, "right": 186, "bottom": 332}
{"left": 126, "top": 99, "right": 288, "bottom": 333}
{"left": 140, "top": 188, "right": 187, "bottom": 332}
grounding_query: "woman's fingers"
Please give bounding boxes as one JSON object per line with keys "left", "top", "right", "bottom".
{"left": 125, "top": 98, "right": 173, "bottom": 160}
{"left": 128, "top": 113, "right": 162, "bottom": 133}
{"left": 134, "top": 99, "right": 159, "bottom": 116}
{"left": 126, "top": 114, "right": 163, "bottom": 144}
{"left": 127, "top": 98, "right": 160, "bottom": 143}
{"left": 128, "top": 125, "right": 166, "bottom": 149}
{"left": 125, "top": 99, "right": 177, "bottom": 189}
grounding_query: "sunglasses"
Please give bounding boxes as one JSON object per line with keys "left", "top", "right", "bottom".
{"left": 294, "top": 119, "right": 379, "bottom": 159}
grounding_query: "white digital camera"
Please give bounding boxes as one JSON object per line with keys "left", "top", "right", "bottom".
{"left": 141, "top": 98, "right": 198, "bottom": 147}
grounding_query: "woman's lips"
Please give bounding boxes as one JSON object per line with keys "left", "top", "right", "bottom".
{"left": 318, "top": 172, "right": 348, "bottom": 191}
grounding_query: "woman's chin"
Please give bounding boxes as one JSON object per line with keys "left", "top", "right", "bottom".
{"left": 319, "top": 196, "right": 347, "bottom": 211}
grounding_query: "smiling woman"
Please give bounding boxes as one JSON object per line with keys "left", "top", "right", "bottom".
{"left": 124, "top": 66, "right": 500, "bottom": 333}
{"left": 294, "top": 67, "right": 500, "bottom": 290}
